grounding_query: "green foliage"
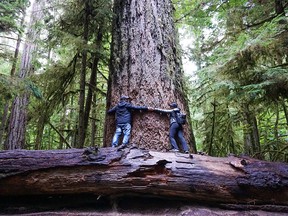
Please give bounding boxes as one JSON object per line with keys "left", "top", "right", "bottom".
{"left": 0, "top": 73, "right": 44, "bottom": 106}
{"left": 178, "top": 0, "right": 288, "bottom": 161}
{"left": 0, "top": 74, "right": 18, "bottom": 103}
{"left": 0, "top": 0, "right": 29, "bottom": 32}
{"left": 23, "top": 0, "right": 112, "bottom": 150}
{"left": 25, "top": 80, "right": 43, "bottom": 99}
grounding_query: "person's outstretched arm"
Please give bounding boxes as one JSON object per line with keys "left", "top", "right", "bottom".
{"left": 154, "top": 107, "right": 180, "bottom": 114}
{"left": 154, "top": 108, "right": 173, "bottom": 114}
{"left": 128, "top": 104, "right": 148, "bottom": 111}
{"left": 107, "top": 106, "right": 117, "bottom": 114}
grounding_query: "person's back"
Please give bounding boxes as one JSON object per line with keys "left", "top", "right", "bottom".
{"left": 108, "top": 95, "right": 150, "bottom": 148}
{"left": 114, "top": 100, "right": 132, "bottom": 125}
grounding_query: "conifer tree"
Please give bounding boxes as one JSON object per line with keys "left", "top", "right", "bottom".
{"left": 5, "top": 0, "right": 43, "bottom": 149}
{"left": 104, "top": 0, "right": 196, "bottom": 152}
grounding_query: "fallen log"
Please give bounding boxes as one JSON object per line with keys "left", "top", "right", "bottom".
{"left": 0, "top": 146, "right": 288, "bottom": 213}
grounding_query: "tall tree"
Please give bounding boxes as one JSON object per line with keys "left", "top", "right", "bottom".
{"left": 5, "top": 0, "right": 43, "bottom": 149}
{"left": 104, "top": 0, "right": 196, "bottom": 152}
{"left": 77, "top": 0, "right": 90, "bottom": 148}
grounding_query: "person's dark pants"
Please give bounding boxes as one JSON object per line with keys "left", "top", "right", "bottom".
{"left": 169, "top": 123, "right": 189, "bottom": 151}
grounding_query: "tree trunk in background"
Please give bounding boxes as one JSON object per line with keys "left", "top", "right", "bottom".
{"left": 251, "top": 114, "right": 261, "bottom": 157}
{"left": 77, "top": 1, "right": 90, "bottom": 149}
{"left": 91, "top": 94, "right": 97, "bottom": 147}
{"left": 83, "top": 24, "right": 103, "bottom": 139}
{"left": 275, "top": 0, "right": 284, "bottom": 15}
{"left": 226, "top": 105, "right": 235, "bottom": 153}
{"left": 34, "top": 112, "right": 46, "bottom": 149}
{"left": 208, "top": 100, "right": 216, "bottom": 155}
{"left": 274, "top": 104, "right": 280, "bottom": 142}
{"left": 10, "top": 11, "right": 26, "bottom": 77}
{"left": 0, "top": 104, "right": 8, "bottom": 148}
{"left": 5, "top": 0, "right": 42, "bottom": 150}
{"left": 281, "top": 99, "right": 288, "bottom": 127}
{"left": 105, "top": 0, "right": 196, "bottom": 152}
{"left": 242, "top": 103, "right": 261, "bottom": 157}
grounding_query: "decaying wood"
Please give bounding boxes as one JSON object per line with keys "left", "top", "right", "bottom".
{"left": 0, "top": 146, "right": 288, "bottom": 212}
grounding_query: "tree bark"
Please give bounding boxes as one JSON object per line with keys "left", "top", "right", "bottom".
{"left": 10, "top": 10, "right": 26, "bottom": 77}
{"left": 281, "top": 98, "right": 288, "bottom": 127}
{"left": 0, "top": 104, "right": 8, "bottom": 148}
{"left": 275, "top": 0, "right": 285, "bottom": 15}
{"left": 34, "top": 111, "right": 47, "bottom": 150}
{"left": 242, "top": 103, "right": 261, "bottom": 157}
{"left": 83, "top": 24, "right": 103, "bottom": 138}
{"left": 0, "top": 147, "right": 288, "bottom": 213}
{"left": 5, "top": 0, "right": 42, "bottom": 150}
{"left": 105, "top": 0, "right": 196, "bottom": 152}
{"left": 208, "top": 100, "right": 216, "bottom": 155}
{"left": 77, "top": 1, "right": 90, "bottom": 149}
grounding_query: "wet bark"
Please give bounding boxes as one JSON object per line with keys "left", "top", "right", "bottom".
{"left": 105, "top": 0, "right": 196, "bottom": 152}
{"left": 0, "top": 147, "right": 288, "bottom": 213}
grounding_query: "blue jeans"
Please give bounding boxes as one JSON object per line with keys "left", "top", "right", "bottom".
{"left": 169, "top": 123, "right": 189, "bottom": 151}
{"left": 112, "top": 123, "right": 131, "bottom": 147}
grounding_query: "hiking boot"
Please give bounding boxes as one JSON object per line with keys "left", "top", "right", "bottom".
{"left": 118, "top": 144, "right": 127, "bottom": 150}
{"left": 169, "top": 148, "right": 179, "bottom": 152}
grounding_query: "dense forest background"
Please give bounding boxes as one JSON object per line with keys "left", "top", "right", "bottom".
{"left": 0, "top": 0, "right": 287, "bottom": 162}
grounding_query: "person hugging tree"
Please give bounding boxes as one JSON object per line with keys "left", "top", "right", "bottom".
{"left": 154, "top": 102, "right": 189, "bottom": 153}
{"left": 107, "top": 95, "right": 153, "bottom": 148}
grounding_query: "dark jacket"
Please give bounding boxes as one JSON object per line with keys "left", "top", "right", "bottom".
{"left": 155, "top": 108, "right": 180, "bottom": 125}
{"left": 108, "top": 101, "right": 148, "bottom": 125}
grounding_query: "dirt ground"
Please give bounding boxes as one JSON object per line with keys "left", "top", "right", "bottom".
{"left": 1, "top": 195, "right": 287, "bottom": 216}
{"left": 1, "top": 206, "right": 287, "bottom": 216}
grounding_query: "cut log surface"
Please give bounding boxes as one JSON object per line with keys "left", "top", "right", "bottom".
{"left": 0, "top": 146, "right": 288, "bottom": 210}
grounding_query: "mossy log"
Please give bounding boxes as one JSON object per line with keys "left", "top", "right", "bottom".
{"left": 0, "top": 146, "right": 288, "bottom": 212}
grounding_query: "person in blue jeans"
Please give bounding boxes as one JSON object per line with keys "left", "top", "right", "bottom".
{"left": 155, "top": 102, "right": 189, "bottom": 153}
{"left": 107, "top": 95, "right": 151, "bottom": 148}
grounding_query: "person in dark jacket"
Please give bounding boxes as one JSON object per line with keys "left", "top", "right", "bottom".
{"left": 107, "top": 95, "right": 150, "bottom": 148}
{"left": 155, "top": 102, "right": 189, "bottom": 153}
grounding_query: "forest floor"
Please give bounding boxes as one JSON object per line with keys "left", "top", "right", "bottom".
{"left": 1, "top": 205, "right": 287, "bottom": 216}
{"left": 1, "top": 195, "right": 287, "bottom": 215}
{"left": 1, "top": 209, "right": 287, "bottom": 216}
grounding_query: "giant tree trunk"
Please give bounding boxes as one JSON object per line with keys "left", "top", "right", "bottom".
{"left": 105, "top": 0, "right": 196, "bottom": 152}
{"left": 0, "top": 147, "right": 288, "bottom": 214}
